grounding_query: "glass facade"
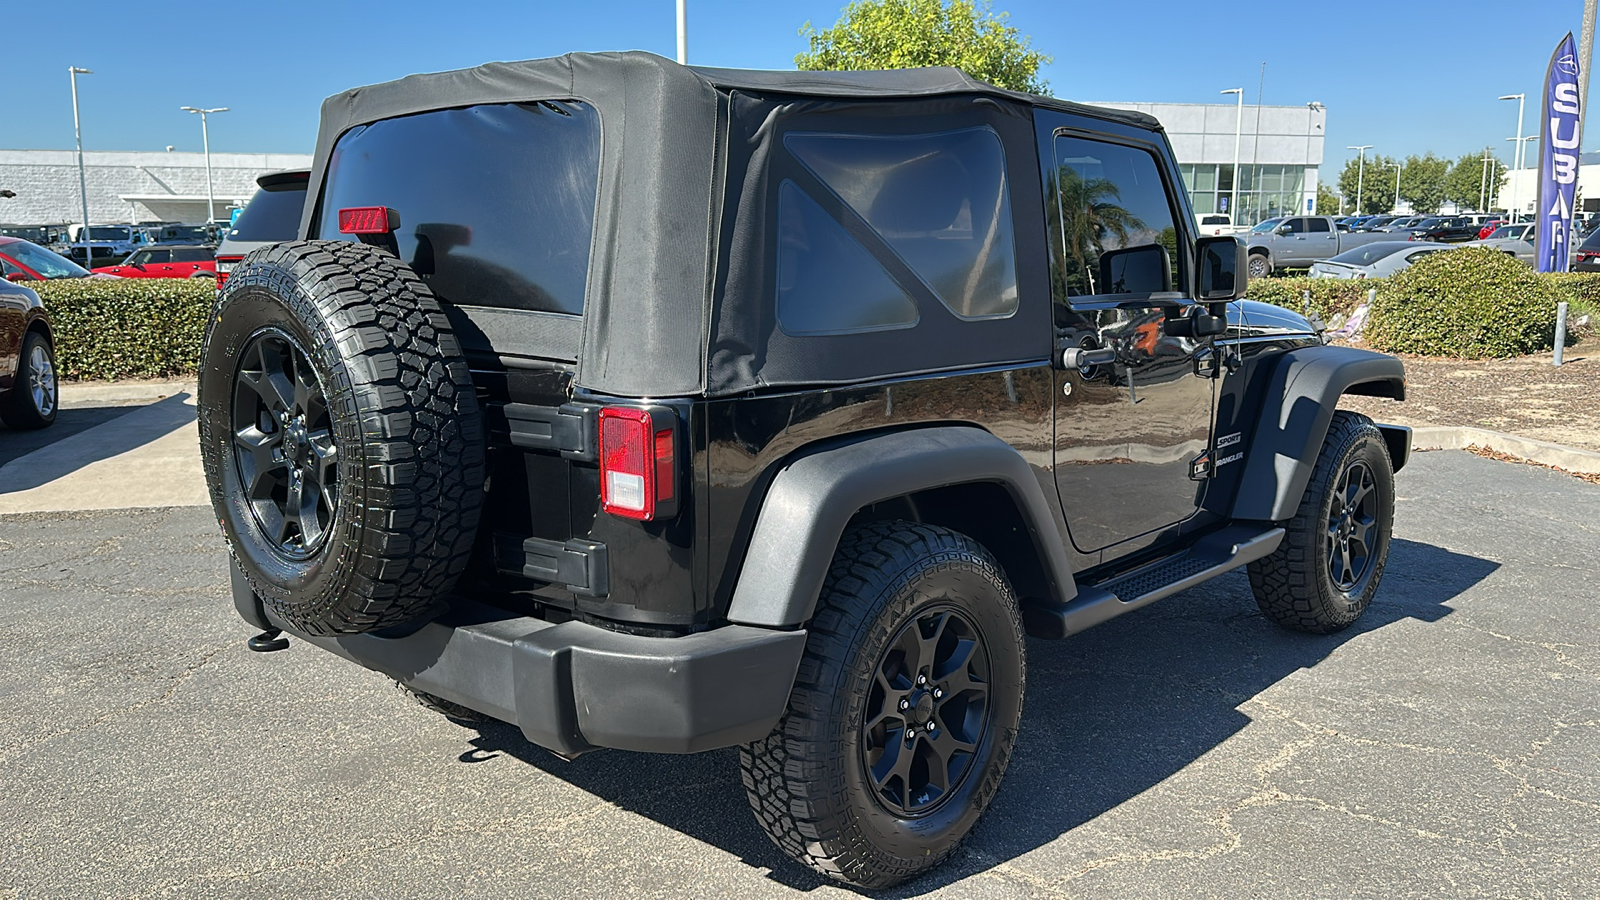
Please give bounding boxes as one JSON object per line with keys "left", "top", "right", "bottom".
{"left": 1178, "top": 163, "right": 1307, "bottom": 225}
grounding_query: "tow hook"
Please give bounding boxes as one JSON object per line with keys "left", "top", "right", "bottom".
{"left": 247, "top": 628, "right": 290, "bottom": 652}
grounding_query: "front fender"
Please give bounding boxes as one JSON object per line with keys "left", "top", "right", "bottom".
{"left": 1231, "top": 345, "right": 1405, "bottom": 522}
{"left": 725, "top": 426, "right": 1077, "bottom": 629}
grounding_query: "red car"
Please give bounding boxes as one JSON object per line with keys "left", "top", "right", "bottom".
{"left": 92, "top": 243, "right": 217, "bottom": 280}
{"left": 1476, "top": 219, "right": 1505, "bottom": 240}
{"left": 0, "top": 236, "right": 92, "bottom": 282}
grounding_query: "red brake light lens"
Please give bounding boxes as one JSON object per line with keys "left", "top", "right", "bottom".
{"left": 599, "top": 408, "right": 676, "bottom": 520}
{"left": 214, "top": 255, "right": 243, "bottom": 288}
{"left": 338, "top": 206, "right": 395, "bottom": 235}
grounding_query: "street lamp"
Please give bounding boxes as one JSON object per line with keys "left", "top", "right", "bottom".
{"left": 69, "top": 67, "right": 92, "bottom": 259}
{"left": 1348, "top": 145, "right": 1373, "bottom": 214}
{"left": 1499, "top": 93, "right": 1526, "bottom": 221}
{"left": 676, "top": 0, "right": 687, "bottom": 64}
{"left": 181, "top": 106, "right": 229, "bottom": 224}
{"left": 1385, "top": 161, "right": 1402, "bottom": 213}
{"left": 1221, "top": 88, "right": 1243, "bottom": 222}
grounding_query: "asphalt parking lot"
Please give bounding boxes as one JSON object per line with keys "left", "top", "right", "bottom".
{"left": 1, "top": 449, "right": 1597, "bottom": 899}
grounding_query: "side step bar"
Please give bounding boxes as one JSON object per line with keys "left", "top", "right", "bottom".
{"left": 1023, "top": 525, "right": 1285, "bottom": 639}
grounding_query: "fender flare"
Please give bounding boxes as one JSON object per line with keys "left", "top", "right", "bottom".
{"left": 725, "top": 426, "right": 1078, "bottom": 629}
{"left": 1231, "top": 345, "right": 1406, "bottom": 522}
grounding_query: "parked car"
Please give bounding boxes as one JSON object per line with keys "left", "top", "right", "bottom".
{"left": 1475, "top": 219, "right": 1506, "bottom": 239}
{"left": 215, "top": 169, "right": 310, "bottom": 287}
{"left": 53, "top": 223, "right": 144, "bottom": 266}
{"left": 1410, "top": 216, "right": 1480, "bottom": 243}
{"left": 1466, "top": 227, "right": 1536, "bottom": 267}
{"left": 1353, "top": 215, "right": 1399, "bottom": 232}
{"left": 0, "top": 278, "right": 57, "bottom": 429}
{"left": 142, "top": 223, "right": 214, "bottom": 245}
{"left": 0, "top": 236, "right": 93, "bottom": 281}
{"left": 0, "top": 225, "right": 65, "bottom": 245}
{"left": 91, "top": 243, "right": 216, "bottom": 280}
{"left": 200, "top": 52, "right": 1410, "bottom": 890}
{"left": 1307, "top": 241, "right": 1451, "bottom": 279}
{"left": 1571, "top": 227, "right": 1600, "bottom": 271}
{"left": 1376, "top": 216, "right": 1427, "bottom": 232}
{"left": 1245, "top": 215, "right": 1410, "bottom": 277}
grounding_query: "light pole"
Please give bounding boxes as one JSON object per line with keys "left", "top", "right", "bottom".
{"left": 1221, "top": 88, "right": 1243, "bottom": 222}
{"left": 1385, "top": 161, "right": 1402, "bottom": 213}
{"left": 69, "top": 67, "right": 92, "bottom": 257}
{"left": 676, "top": 0, "right": 687, "bottom": 64}
{"left": 1348, "top": 145, "right": 1373, "bottom": 215}
{"left": 1499, "top": 93, "right": 1526, "bottom": 221}
{"left": 181, "top": 106, "right": 229, "bottom": 224}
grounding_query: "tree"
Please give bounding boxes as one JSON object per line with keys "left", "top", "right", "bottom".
{"left": 1315, "top": 184, "right": 1342, "bottom": 215}
{"left": 1444, "top": 151, "right": 1507, "bottom": 212}
{"left": 1337, "top": 154, "right": 1396, "bottom": 214}
{"left": 1048, "top": 165, "right": 1143, "bottom": 296}
{"left": 796, "top": 0, "right": 1050, "bottom": 94}
{"left": 1398, "top": 153, "right": 1449, "bottom": 215}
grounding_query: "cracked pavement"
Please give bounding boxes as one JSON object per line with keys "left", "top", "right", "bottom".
{"left": 1, "top": 450, "right": 1597, "bottom": 899}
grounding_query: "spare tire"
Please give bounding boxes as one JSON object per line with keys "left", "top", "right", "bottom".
{"left": 198, "top": 240, "right": 485, "bottom": 636}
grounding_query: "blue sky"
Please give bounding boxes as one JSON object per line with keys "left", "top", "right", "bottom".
{"left": 1, "top": 0, "right": 1592, "bottom": 176}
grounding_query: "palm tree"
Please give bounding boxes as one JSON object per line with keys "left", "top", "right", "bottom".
{"left": 1048, "top": 166, "right": 1144, "bottom": 296}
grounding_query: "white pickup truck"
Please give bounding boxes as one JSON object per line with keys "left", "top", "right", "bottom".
{"left": 1194, "top": 213, "right": 1244, "bottom": 236}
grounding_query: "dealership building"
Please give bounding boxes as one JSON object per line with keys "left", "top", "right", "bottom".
{"left": 0, "top": 149, "right": 311, "bottom": 227}
{"left": 1092, "top": 101, "right": 1327, "bottom": 225}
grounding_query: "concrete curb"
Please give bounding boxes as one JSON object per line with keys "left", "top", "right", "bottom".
{"left": 1410, "top": 425, "right": 1600, "bottom": 475}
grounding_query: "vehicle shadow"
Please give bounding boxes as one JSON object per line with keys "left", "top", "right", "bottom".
{"left": 0, "top": 392, "right": 193, "bottom": 493}
{"left": 456, "top": 537, "right": 1493, "bottom": 895}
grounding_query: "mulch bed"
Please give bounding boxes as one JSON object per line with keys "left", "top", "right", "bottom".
{"left": 1336, "top": 333, "right": 1600, "bottom": 453}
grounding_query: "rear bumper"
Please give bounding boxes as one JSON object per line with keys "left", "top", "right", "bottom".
{"left": 263, "top": 601, "right": 806, "bottom": 758}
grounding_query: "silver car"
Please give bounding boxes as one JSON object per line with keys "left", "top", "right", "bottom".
{"left": 1465, "top": 223, "right": 1535, "bottom": 267}
{"left": 1306, "top": 241, "right": 1451, "bottom": 279}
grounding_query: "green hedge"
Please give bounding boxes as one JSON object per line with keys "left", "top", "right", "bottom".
{"left": 1243, "top": 276, "right": 1376, "bottom": 321}
{"left": 33, "top": 278, "right": 213, "bottom": 381}
{"left": 1364, "top": 247, "right": 1562, "bottom": 358}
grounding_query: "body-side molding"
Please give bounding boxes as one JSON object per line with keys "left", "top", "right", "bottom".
{"left": 1231, "top": 345, "right": 1406, "bottom": 522}
{"left": 725, "top": 426, "right": 1077, "bottom": 628}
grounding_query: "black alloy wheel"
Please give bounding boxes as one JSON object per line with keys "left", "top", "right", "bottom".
{"left": 230, "top": 328, "right": 338, "bottom": 560}
{"left": 1248, "top": 410, "right": 1394, "bottom": 634}
{"left": 862, "top": 606, "right": 991, "bottom": 818}
{"left": 1326, "top": 460, "right": 1378, "bottom": 592}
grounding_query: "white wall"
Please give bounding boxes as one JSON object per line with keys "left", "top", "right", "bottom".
{"left": 1492, "top": 164, "right": 1600, "bottom": 218}
{"left": 0, "top": 149, "right": 312, "bottom": 224}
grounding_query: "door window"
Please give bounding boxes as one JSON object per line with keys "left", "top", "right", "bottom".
{"left": 1307, "top": 218, "right": 1331, "bottom": 233}
{"left": 1048, "top": 136, "right": 1184, "bottom": 301}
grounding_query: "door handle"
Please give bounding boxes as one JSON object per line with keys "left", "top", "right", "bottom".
{"left": 1062, "top": 347, "right": 1116, "bottom": 369}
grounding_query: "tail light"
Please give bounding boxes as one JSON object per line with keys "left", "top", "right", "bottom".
{"left": 338, "top": 206, "right": 396, "bottom": 234}
{"left": 215, "top": 255, "right": 243, "bottom": 288}
{"left": 599, "top": 407, "right": 677, "bottom": 521}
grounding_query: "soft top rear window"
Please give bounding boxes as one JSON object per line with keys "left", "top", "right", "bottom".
{"left": 315, "top": 100, "right": 600, "bottom": 317}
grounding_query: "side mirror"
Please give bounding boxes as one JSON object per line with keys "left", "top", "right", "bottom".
{"left": 1196, "top": 235, "right": 1247, "bottom": 299}
{"left": 1096, "top": 244, "right": 1172, "bottom": 295}
{"left": 1275, "top": 225, "right": 1292, "bottom": 235}
{"left": 5, "top": 272, "right": 30, "bottom": 283}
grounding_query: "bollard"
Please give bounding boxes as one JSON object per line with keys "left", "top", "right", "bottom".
{"left": 1554, "top": 301, "right": 1568, "bottom": 367}
{"left": 1368, "top": 287, "right": 1377, "bottom": 307}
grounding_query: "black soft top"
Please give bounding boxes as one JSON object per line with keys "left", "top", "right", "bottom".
{"left": 303, "top": 51, "right": 1164, "bottom": 397}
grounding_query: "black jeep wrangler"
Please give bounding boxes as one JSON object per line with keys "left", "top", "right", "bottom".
{"left": 199, "top": 52, "right": 1408, "bottom": 889}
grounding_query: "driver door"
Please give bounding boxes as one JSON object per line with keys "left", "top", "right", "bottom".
{"left": 1044, "top": 127, "right": 1218, "bottom": 564}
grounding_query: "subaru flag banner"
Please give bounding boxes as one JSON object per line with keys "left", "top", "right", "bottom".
{"left": 1537, "top": 32, "right": 1582, "bottom": 273}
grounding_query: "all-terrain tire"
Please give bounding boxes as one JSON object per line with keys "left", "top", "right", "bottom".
{"left": 1248, "top": 410, "right": 1394, "bottom": 633}
{"left": 740, "top": 521, "right": 1026, "bottom": 889}
{"left": 1, "top": 330, "right": 57, "bottom": 430}
{"left": 197, "top": 240, "right": 485, "bottom": 636}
